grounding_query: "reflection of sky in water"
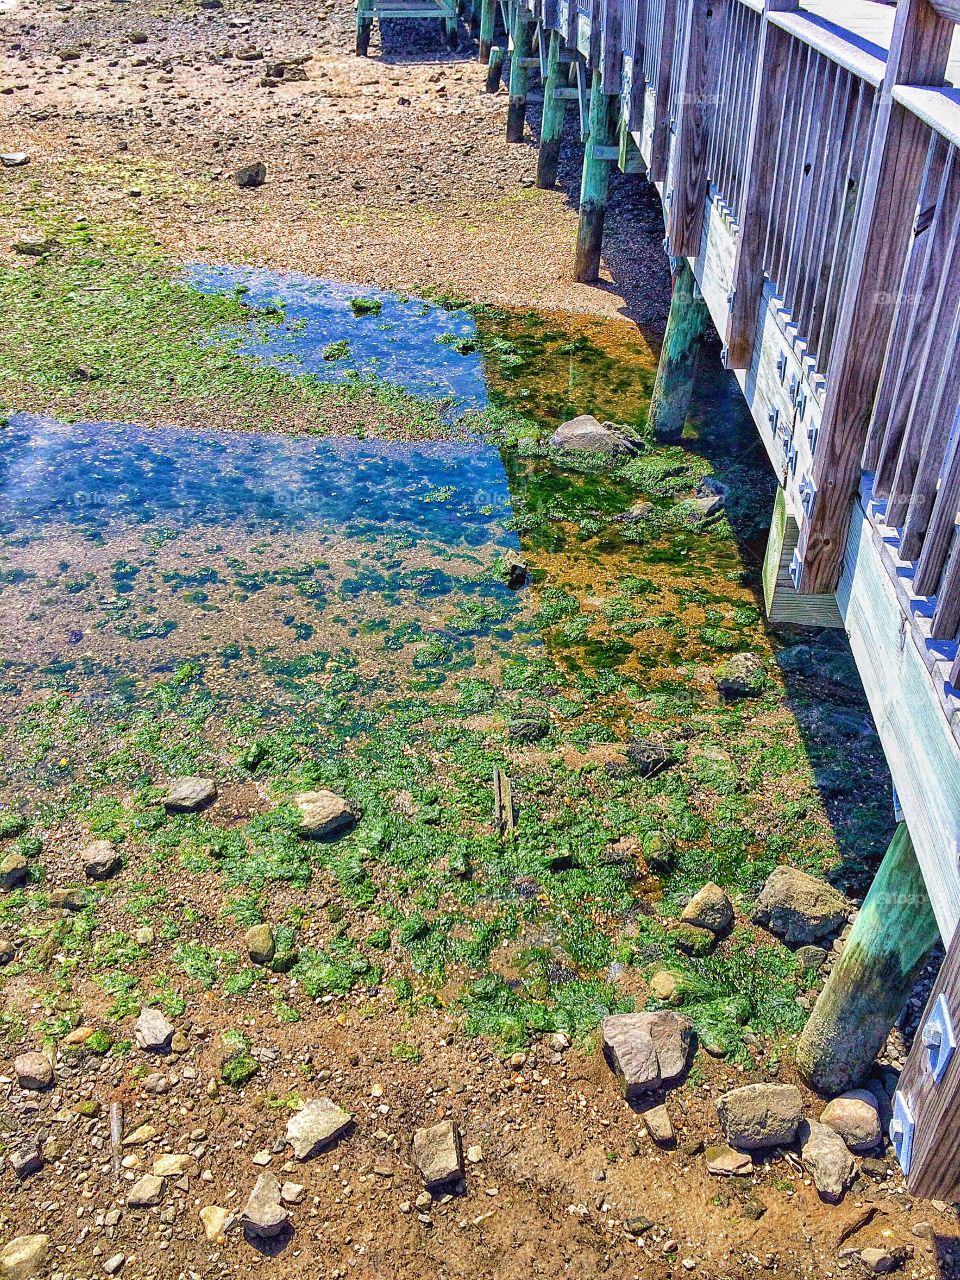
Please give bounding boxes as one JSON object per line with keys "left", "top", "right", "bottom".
{"left": 0, "top": 413, "right": 518, "bottom": 551}
{"left": 186, "top": 264, "right": 488, "bottom": 410}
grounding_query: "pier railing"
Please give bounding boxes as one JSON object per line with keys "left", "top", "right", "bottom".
{"left": 537, "top": 0, "right": 960, "bottom": 629}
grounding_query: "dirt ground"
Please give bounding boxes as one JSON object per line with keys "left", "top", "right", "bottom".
{"left": 0, "top": 1, "right": 959, "bottom": 1278}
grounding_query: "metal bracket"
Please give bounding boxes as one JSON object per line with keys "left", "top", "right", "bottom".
{"left": 800, "top": 474, "right": 817, "bottom": 519}
{"left": 807, "top": 421, "right": 819, "bottom": 455}
{"left": 921, "top": 993, "right": 956, "bottom": 1084}
{"left": 890, "top": 1090, "right": 915, "bottom": 1176}
{"left": 776, "top": 351, "right": 787, "bottom": 383}
{"left": 789, "top": 549, "right": 803, "bottom": 591}
{"left": 768, "top": 406, "right": 780, "bottom": 434}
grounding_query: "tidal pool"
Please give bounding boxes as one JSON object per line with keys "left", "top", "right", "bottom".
{"left": 0, "top": 274, "right": 889, "bottom": 1059}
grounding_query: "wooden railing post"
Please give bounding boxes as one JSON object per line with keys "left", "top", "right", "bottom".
{"left": 794, "top": 0, "right": 954, "bottom": 594}
{"left": 723, "top": 0, "right": 799, "bottom": 370}
{"left": 648, "top": 0, "right": 679, "bottom": 185}
{"left": 664, "top": 0, "right": 722, "bottom": 258}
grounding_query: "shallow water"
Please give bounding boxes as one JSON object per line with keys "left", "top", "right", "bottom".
{"left": 0, "top": 271, "right": 888, "bottom": 1055}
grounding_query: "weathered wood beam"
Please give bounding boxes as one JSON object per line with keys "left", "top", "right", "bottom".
{"left": 724, "top": 2, "right": 798, "bottom": 370}
{"left": 665, "top": 0, "right": 722, "bottom": 258}
{"left": 796, "top": 823, "right": 940, "bottom": 1095}
{"left": 486, "top": 44, "right": 506, "bottom": 92}
{"left": 646, "top": 259, "right": 709, "bottom": 442}
{"left": 573, "top": 69, "right": 619, "bottom": 283}
{"left": 795, "top": 0, "right": 954, "bottom": 594}
{"left": 507, "top": 8, "right": 535, "bottom": 141}
{"left": 647, "top": 0, "right": 679, "bottom": 185}
{"left": 537, "top": 28, "right": 567, "bottom": 187}
{"left": 479, "top": 0, "right": 496, "bottom": 60}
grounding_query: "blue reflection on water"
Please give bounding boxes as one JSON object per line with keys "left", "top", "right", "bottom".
{"left": 186, "top": 264, "right": 488, "bottom": 410}
{"left": 0, "top": 413, "right": 518, "bottom": 551}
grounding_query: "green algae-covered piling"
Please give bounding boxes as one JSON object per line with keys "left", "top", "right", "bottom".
{"left": 796, "top": 823, "right": 940, "bottom": 1095}
{"left": 573, "top": 71, "right": 618, "bottom": 284}
{"left": 536, "top": 29, "right": 567, "bottom": 189}
{"left": 646, "top": 259, "right": 709, "bottom": 441}
{"left": 506, "top": 8, "right": 534, "bottom": 142}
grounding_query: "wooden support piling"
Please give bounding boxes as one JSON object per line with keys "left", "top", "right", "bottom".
{"left": 646, "top": 259, "right": 710, "bottom": 442}
{"left": 486, "top": 44, "right": 506, "bottom": 93}
{"left": 573, "top": 70, "right": 618, "bottom": 283}
{"left": 507, "top": 9, "right": 535, "bottom": 142}
{"left": 479, "top": 0, "right": 496, "bottom": 61}
{"left": 536, "top": 29, "right": 567, "bottom": 188}
{"left": 796, "top": 823, "right": 940, "bottom": 1095}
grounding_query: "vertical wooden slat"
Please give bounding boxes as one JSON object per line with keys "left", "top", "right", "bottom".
{"left": 666, "top": 0, "right": 723, "bottom": 257}
{"left": 647, "top": 0, "right": 678, "bottom": 183}
{"left": 915, "top": 410, "right": 960, "bottom": 597}
{"left": 796, "top": 0, "right": 954, "bottom": 593}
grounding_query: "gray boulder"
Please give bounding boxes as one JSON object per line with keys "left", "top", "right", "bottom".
{"left": 83, "top": 839, "right": 122, "bottom": 881}
{"left": 162, "top": 777, "right": 217, "bottom": 813}
{"left": 715, "top": 653, "right": 766, "bottom": 699}
{"left": 286, "top": 1098, "right": 352, "bottom": 1159}
{"left": 127, "top": 1174, "right": 165, "bottom": 1207}
{"left": 0, "top": 1234, "right": 49, "bottom": 1280}
{"left": 753, "top": 865, "right": 851, "bottom": 944}
{"left": 245, "top": 923, "right": 275, "bottom": 966}
{"left": 798, "top": 1119, "right": 856, "bottom": 1201}
{"left": 236, "top": 161, "right": 267, "bottom": 189}
{"left": 549, "top": 415, "right": 638, "bottom": 456}
{"left": 135, "top": 1007, "right": 174, "bottom": 1053}
{"left": 243, "top": 1172, "right": 287, "bottom": 1237}
{"left": 293, "top": 790, "right": 356, "bottom": 839}
{"left": 680, "top": 882, "right": 733, "bottom": 934}
{"left": 0, "top": 853, "right": 28, "bottom": 890}
{"left": 819, "top": 1089, "right": 881, "bottom": 1152}
{"left": 412, "top": 1119, "right": 463, "bottom": 1189}
{"left": 601, "top": 1011, "right": 693, "bottom": 1099}
{"left": 717, "top": 1083, "right": 803, "bottom": 1150}
{"left": 14, "top": 1052, "right": 52, "bottom": 1091}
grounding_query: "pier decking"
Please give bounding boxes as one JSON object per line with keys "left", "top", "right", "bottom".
{"left": 473, "top": 0, "right": 960, "bottom": 1197}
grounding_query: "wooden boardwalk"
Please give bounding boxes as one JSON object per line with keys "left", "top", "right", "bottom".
{"left": 465, "top": 0, "right": 960, "bottom": 1200}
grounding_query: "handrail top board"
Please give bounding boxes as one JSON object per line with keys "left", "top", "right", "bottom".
{"left": 893, "top": 84, "right": 960, "bottom": 151}
{"left": 767, "top": 10, "right": 887, "bottom": 86}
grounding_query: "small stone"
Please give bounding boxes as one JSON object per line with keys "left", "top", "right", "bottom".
{"left": 62, "top": 1025, "right": 95, "bottom": 1047}
{"left": 135, "top": 1008, "right": 174, "bottom": 1053}
{"left": 244, "top": 923, "right": 275, "bottom": 965}
{"left": 674, "top": 923, "right": 716, "bottom": 956}
{"left": 49, "top": 888, "right": 85, "bottom": 911}
{"left": 280, "top": 1181, "right": 305, "bottom": 1205}
{"left": 135, "top": 927, "right": 154, "bottom": 946}
{"left": 680, "top": 882, "right": 733, "bottom": 934}
{"left": 199, "top": 1206, "right": 233, "bottom": 1242}
{"left": 11, "top": 235, "right": 55, "bottom": 257}
{"left": 753, "top": 865, "right": 851, "bottom": 944}
{"left": 102, "top": 1255, "right": 125, "bottom": 1276}
{"left": 795, "top": 944, "right": 828, "bottom": 972}
{"left": 243, "top": 1172, "right": 287, "bottom": 1238}
{"left": 8, "top": 1143, "right": 42, "bottom": 1179}
{"left": 127, "top": 1174, "right": 165, "bottom": 1207}
{"left": 601, "top": 1011, "right": 693, "bottom": 1098}
{"left": 715, "top": 653, "right": 766, "bottom": 699}
{"left": 83, "top": 840, "right": 122, "bottom": 881}
{"left": 860, "top": 1247, "right": 901, "bottom": 1274}
{"left": 152, "top": 1154, "right": 198, "bottom": 1178}
{"left": 0, "top": 853, "right": 28, "bottom": 890}
{"left": 286, "top": 1098, "right": 352, "bottom": 1158}
{"left": 705, "top": 1145, "right": 752, "bottom": 1176}
{"left": 617, "top": 500, "right": 654, "bottom": 524}
{"left": 235, "top": 161, "right": 267, "bottom": 189}
{"left": 293, "top": 790, "right": 356, "bottom": 839}
{"left": 547, "top": 1032, "right": 570, "bottom": 1052}
{"left": 0, "top": 153, "right": 29, "bottom": 167}
{"left": 642, "top": 1104, "right": 674, "bottom": 1146}
{"left": 648, "top": 970, "right": 682, "bottom": 1004}
{"left": 14, "top": 1052, "right": 53, "bottom": 1091}
{"left": 820, "top": 1090, "right": 881, "bottom": 1153}
{"left": 0, "top": 1234, "right": 49, "bottom": 1280}
{"left": 0, "top": 937, "right": 16, "bottom": 964}
{"left": 717, "top": 1083, "right": 803, "bottom": 1149}
{"left": 169, "top": 1030, "right": 188, "bottom": 1053}
{"left": 798, "top": 1120, "right": 856, "bottom": 1202}
{"left": 466, "top": 1145, "right": 483, "bottom": 1163}
{"left": 412, "top": 1120, "right": 463, "bottom": 1189}
{"left": 162, "top": 777, "right": 217, "bottom": 813}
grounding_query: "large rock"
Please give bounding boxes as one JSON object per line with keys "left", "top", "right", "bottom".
{"left": 0, "top": 1234, "right": 49, "bottom": 1280}
{"left": 705, "top": 1144, "right": 752, "bottom": 1177}
{"left": 601, "top": 1011, "right": 693, "bottom": 1099}
{"left": 162, "top": 777, "right": 217, "bottom": 813}
{"left": 820, "top": 1089, "right": 881, "bottom": 1153}
{"left": 14, "top": 1052, "right": 52, "bottom": 1091}
{"left": 680, "top": 882, "right": 733, "bottom": 934}
{"left": 412, "top": 1119, "right": 464, "bottom": 1188}
{"left": 717, "top": 1083, "right": 803, "bottom": 1149}
{"left": 0, "top": 853, "right": 28, "bottom": 890}
{"left": 293, "top": 790, "right": 356, "bottom": 839}
{"left": 245, "top": 923, "right": 275, "bottom": 966}
{"left": 235, "top": 161, "right": 267, "bottom": 189}
{"left": 243, "top": 1172, "right": 288, "bottom": 1237}
{"left": 798, "top": 1120, "right": 856, "bottom": 1202}
{"left": 82, "top": 840, "right": 122, "bottom": 881}
{"left": 753, "top": 865, "right": 851, "bottom": 944}
{"left": 134, "top": 1007, "right": 174, "bottom": 1053}
{"left": 549, "top": 415, "right": 637, "bottom": 456}
{"left": 286, "top": 1098, "right": 352, "bottom": 1159}
{"left": 127, "top": 1174, "right": 165, "bottom": 1207}
{"left": 715, "top": 653, "right": 766, "bottom": 700}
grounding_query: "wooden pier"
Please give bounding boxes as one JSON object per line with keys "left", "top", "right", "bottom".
{"left": 476, "top": 0, "right": 960, "bottom": 1199}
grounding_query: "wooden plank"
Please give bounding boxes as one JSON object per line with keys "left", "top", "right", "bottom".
{"left": 647, "top": 0, "right": 678, "bottom": 184}
{"left": 916, "top": 410, "right": 960, "bottom": 596}
{"left": 665, "top": 0, "right": 722, "bottom": 257}
{"left": 896, "top": 918, "right": 960, "bottom": 1199}
{"left": 894, "top": 85, "right": 960, "bottom": 152}
{"left": 763, "top": 486, "right": 844, "bottom": 627}
{"left": 795, "top": 0, "right": 955, "bottom": 593}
